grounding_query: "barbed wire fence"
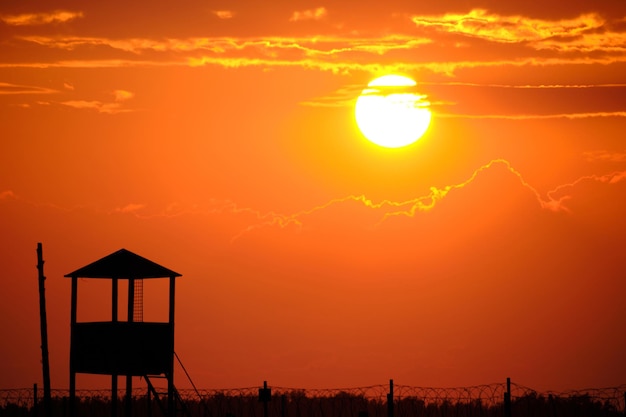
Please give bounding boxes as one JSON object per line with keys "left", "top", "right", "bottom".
{"left": 2, "top": 381, "right": 625, "bottom": 417}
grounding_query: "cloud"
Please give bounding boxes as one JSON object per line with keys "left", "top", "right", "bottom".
{"left": 60, "top": 89, "right": 135, "bottom": 114}
{"left": 410, "top": 9, "right": 626, "bottom": 55}
{"left": 289, "top": 7, "right": 327, "bottom": 22}
{"left": 0, "top": 82, "right": 58, "bottom": 95}
{"left": 231, "top": 159, "right": 626, "bottom": 240}
{"left": 3, "top": 52, "right": 626, "bottom": 80}
{"left": 300, "top": 84, "right": 363, "bottom": 107}
{"left": 212, "top": 10, "right": 235, "bottom": 19}
{"left": 1, "top": 10, "right": 83, "bottom": 26}
{"left": 5, "top": 31, "right": 626, "bottom": 76}
{"left": 114, "top": 89, "right": 134, "bottom": 102}
{"left": 439, "top": 111, "right": 626, "bottom": 120}
{"left": 228, "top": 159, "right": 581, "bottom": 239}
{"left": 58, "top": 89, "right": 135, "bottom": 113}
{"left": 536, "top": 31, "right": 626, "bottom": 53}
{"left": 547, "top": 170, "right": 626, "bottom": 203}
{"left": 411, "top": 9, "right": 604, "bottom": 44}
{"left": 113, "top": 203, "right": 146, "bottom": 214}
{"left": 583, "top": 150, "right": 626, "bottom": 163}
{"left": 0, "top": 82, "right": 57, "bottom": 95}
{"left": 423, "top": 81, "right": 626, "bottom": 89}
{"left": 15, "top": 34, "right": 431, "bottom": 57}
{"left": 0, "top": 190, "right": 16, "bottom": 200}
{"left": 186, "top": 54, "right": 626, "bottom": 78}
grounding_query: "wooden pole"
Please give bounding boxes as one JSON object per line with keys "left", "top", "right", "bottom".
{"left": 112, "top": 278, "right": 118, "bottom": 417}
{"left": 168, "top": 276, "right": 176, "bottom": 417}
{"left": 69, "top": 276, "right": 77, "bottom": 417}
{"left": 33, "top": 383, "right": 38, "bottom": 417}
{"left": 36, "top": 243, "right": 52, "bottom": 417}
{"left": 125, "top": 279, "right": 134, "bottom": 417}
{"left": 387, "top": 379, "right": 394, "bottom": 417}
{"left": 262, "top": 381, "right": 269, "bottom": 417}
{"left": 504, "top": 377, "right": 511, "bottom": 417}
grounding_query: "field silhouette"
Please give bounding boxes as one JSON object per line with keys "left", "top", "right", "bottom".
{"left": 2, "top": 381, "right": 625, "bottom": 417}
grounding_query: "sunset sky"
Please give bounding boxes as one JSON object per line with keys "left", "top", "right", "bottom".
{"left": 1, "top": 1, "right": 626, "bottom": 393}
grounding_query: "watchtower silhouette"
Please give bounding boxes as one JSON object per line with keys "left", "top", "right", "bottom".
{"left": 65, "top": 248, "right": 182, "bottom": 417}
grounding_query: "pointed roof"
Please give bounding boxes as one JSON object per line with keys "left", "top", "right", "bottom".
{"left": 64, "top": 248, "right": 181, "bottom": 279}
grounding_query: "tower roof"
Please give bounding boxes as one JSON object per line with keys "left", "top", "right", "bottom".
{"left": 64, "top": 248, "right": 181, "bottom": 279}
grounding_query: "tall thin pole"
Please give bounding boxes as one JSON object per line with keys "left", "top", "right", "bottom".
{"left": 125, "top": 279, "right": 134, "bottom": 417}
{"left": 112, "top": 278, "right": 118, "bottom": 417}
{"left": 387, "top": 379, "right": 394, "bottom": 417}
{"left": 36, "top": 243, "right": 52, "bottom": 417}
{"left": 69, "top": 277, "right": 77, "bottom": 417}
{"left": 504, "top": 377, "right": 511, "bottom": 417}
{"left": 168, "top": 276, "right": 176, "bottom": 417}
{"left": 262, "top": 381, "right": 269, "bottom": 417}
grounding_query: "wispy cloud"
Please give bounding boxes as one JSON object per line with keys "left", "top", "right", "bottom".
{"left": 114, "top": 89, "right": 134, "bottom": 102}
{"left": 300, "top": 84, "right": 363, "bottom": 107}
{"left": 289, "top": 7, "right": 327, "bottom": 22}
{"left": 5, "top": 30, "right": 626, "bottom": 77}
{"left": 230, "top": 159, "right": 626, "bottom": 239}
{"left": 186, "top": 54, "right": 626, "bottom": 77}
{"left": 422, "top": 82, "right": 626, "bottom": 89}
{"left": 4, "top": 53, "right": 626, "bottom": 80}
{"left": 1, "top": 10, "right": 83, "bottom": 26}
{"left": 113, "top": 203, "right": 146, "bottom": 214}
{"left": 411, "top": 9, "right": 604, "bottom": 43}
{"left": 0, "top": 82, "right": 57, "bottom": 95}
{"left": 536, "top": 31, "right": 626, "bottom": 53}
{"left": 212, "top": 10, "right": 235, "bottom": 20}
{"left": 60, "top": 89, "right": 136, "bottom": 114}
{"left": 583, "top": 150, "right": 626, "bottom": 163}
{"left": 410, "top": 9, "right": 626, "bottom": 55}
{"left": 0, "top": 190, "right": 16, "bottom": 200}
{"left": 439, "top": 111, "right": 626, "bottom": 120}
{"left": 16, "top": 34, "right": 431, "bottom": 57}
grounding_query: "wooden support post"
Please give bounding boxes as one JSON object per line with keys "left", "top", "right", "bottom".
{"left": 36, "top": 243, "right": 52, "bottom": 417}
{"left": 387, "top": 379, "right": 394, "bottom": 417}
{"left": 112, "top": 278, "right": 118, "bottom": 417}
{"left": 125, "top": 279, "right": 135, "bottom": 417}
{"left": 504, "top": 377, "right": 511, "bottom": 417}
{"left": 33, "top": 383, "right": 38, "bottom": 417}
{"left": 69, "top": 276, "right": 78, "bottom": 417}
{"left": 281, "top": 394, "right": 286, "bottom": 417}
{"left": 259, "top": 381, "right": 271, "bottom": 417}
{"left": 168, "top": 276, "right": 176, "bottom": 417}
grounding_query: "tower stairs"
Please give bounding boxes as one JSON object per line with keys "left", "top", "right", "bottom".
{"left": 144, "top": 374, "right": 191, "bottom": 417}
{"left": 143, "top": 351, "right": 203, "bottom": 417}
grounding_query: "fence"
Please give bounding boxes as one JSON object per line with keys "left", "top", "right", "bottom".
{"left": 2, "top": 380, "right": 625, "bottom": 417}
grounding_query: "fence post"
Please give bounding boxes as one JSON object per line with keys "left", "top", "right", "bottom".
{"left": 504, "top": 377, "right": 511, "bottom": 417}
{"left": 259, "top": 380, "right": 271, "bottom": 417}
{"left": 387, "top": 379, "right": 394, "bottom": 417}
{"left": 281, "top": 394, "right": 286, "bottom": 417}
{"left": 33, "top": 383, "right": 38, "bottom": 417}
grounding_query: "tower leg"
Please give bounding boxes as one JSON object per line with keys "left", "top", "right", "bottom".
{"left": 69, "top": 371, "right": 76, "bottom": 417}
{"left": 125, "top": 376, "right": 132, "bottom": 417}
{"left": 112, "top": 375, "right": 118, "bottom": 417}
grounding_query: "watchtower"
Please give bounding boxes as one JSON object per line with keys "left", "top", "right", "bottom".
{"left": 65, "top": 248, "right": 182, "bottom": 417}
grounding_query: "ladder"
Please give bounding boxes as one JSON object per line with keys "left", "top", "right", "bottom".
{"left": 144, "top": 374, "right": 191, "bottom": 417}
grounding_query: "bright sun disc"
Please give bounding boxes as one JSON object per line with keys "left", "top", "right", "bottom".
{"left": 355, "top": 74, "right": 431, "bottom": 148}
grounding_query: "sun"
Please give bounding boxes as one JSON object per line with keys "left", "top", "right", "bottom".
{"left": 355, "top": 74, "right": 431, "bottom": 148}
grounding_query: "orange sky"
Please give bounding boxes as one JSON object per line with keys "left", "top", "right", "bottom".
{"left": 1, "top": 1, "right": 626, "bottom": 392}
